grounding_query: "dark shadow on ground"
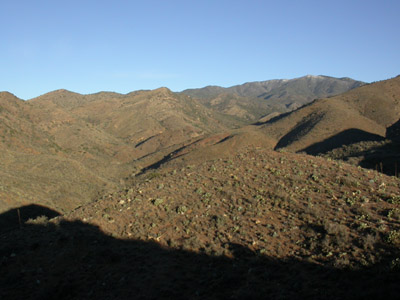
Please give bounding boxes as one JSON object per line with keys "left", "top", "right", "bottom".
{"left": 252, "top": 110, "right": 292, "bottom": 126}
{"left": 138, "top": 142, "right": 196, "bottom": 175}
{"left": 357, "top": 141, "right": 400, "bottom": 177}
{"left": 299, "top": 129, "right": 384, "bottom": 155}
{"left": 274, "top": 114, "right": 325, "bottom": 150}
{"left": 1, "top": 206, "right": 399, "bottom": 300}
{"left": 253, "top": 100, "right": 318, "bottom": 126}
{"left": 0, "top": 204, "right": 60, "bottom": 234}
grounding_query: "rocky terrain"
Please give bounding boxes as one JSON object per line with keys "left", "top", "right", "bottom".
{"left": 182, "top": 75, "right": 364, "bottom": 122}
{"left": 1, "top": 75, "right": 400, "bottom": 299}
{"left": 0, "top": 75, "right": 364, "bottom": 213}
{"left": 1, "top": 148, "right": 400, "bottom": 299}
{"left": 0, "top": 88, "right": 234, "bottom": 213}
{"left": 261, "top": 76, "right": 400, "bottom": 153}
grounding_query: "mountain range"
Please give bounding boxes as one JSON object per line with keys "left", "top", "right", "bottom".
{"left": 1, "top": 74, "right": 400, "bottom": 299}
{"left": 0, "top": 88, "right": 234, "bottom": 213}
{"left": 0, "top": 74, "right": 366, "bottom": 214}
{"left": 181, "top": 75, "right": 364, "bottom": 122}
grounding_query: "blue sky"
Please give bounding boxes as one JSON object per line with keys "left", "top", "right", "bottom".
{"left": 1, "top": 0, "right": 399, "bottom": 99}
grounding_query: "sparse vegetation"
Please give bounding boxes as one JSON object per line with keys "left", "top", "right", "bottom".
{"left": 1, "top": 76, "right": 400, "bottom": 299}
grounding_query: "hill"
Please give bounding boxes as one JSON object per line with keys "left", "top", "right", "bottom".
{"left": 1, "top": 147, "right": 400, "bottom": 299}
{"left": 30, "top": 88, "right": 231, "bottom": 161}
{"left": 261, "top": 76, "right": 400, "bottom": 154}
{"left": 1, "top": 75, "right": 397, "bottom": 214}
{"left": 0, "top": 88, "right": 236, "bottom": 213}
{"left": 181, "top": 75, "right": 364, "bottom": 122}
{"left": 2, "top": 75, "right": 400, "bottom": 299}
{"left": 0, "top": 92, "right": 111, "bottom": 212}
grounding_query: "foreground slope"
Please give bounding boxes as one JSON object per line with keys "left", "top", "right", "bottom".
{"left": 262, "top": 76, "right": 400, "bottom": 153}
{"left": 1, "top": 148, "right": 400, "bottom": 299}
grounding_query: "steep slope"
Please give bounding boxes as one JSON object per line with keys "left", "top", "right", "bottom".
{"left": 0, "top": 92, "right": 117, "bottom": 213}
{"left": 317, "top": 117, "right": 400, "bottom": 177}
{"left": 1, "top": 88, "right": 235, "bottom": 213}
{"left": 258, "top": 75, "right": 363, "bottom": 105}
{"left": 181, "top": 75, "right": 364, "bottom": 122}
{"left": 134, "top": 126, "right": 275, "bottom": 174}
{"left": 2, "top": 147, "right": 400, "bottom": 299}
{"left": 0, "top": 92, "right": 52, "bottom": 152}
{"left": 30, "top": 88, "right": 231, "bottom": 158}
{"left": 262, "top": 76, "right": 400, "bottom": 153}
{"left": 192, "top": 92, "right": 286, "bottom": 123}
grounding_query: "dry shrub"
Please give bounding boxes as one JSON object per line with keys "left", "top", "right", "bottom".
{"left": 323, "top": 220, "right": 350, "bottom": 247}
{"left": 25, "top": 215, "right": 49, "bottom": 226}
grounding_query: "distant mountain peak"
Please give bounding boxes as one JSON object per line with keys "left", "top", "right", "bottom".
{"left": 304, "top": 74, "right": 323, "bottom": 79}
{"left": 153, "top": 87, "right": 172, "bottom": 94}
{"left": 182, "top": 75, "right": 364, "bottom": 100}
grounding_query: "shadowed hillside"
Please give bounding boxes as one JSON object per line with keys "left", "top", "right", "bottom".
{"left": 286, "top": 129, "right": 384, "bottom": 154}
{"left": 2, "top": 219, "right": 399, "bottom": 300}
{"left": 262, "top": 76, "right": 400, "bottom": 153}
{"left": 317, "top": 139, "right": 400, "bottom": 178}
{"left": 0, "top": 204, "right": 60, "bottom": 234}
{"left": 2, "top": 147, "right": 400, "bottom": 299}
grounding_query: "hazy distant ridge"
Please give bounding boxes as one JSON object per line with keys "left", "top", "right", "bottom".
{"left": 182, "top": 75, "right": 364, "bottom": 101}
{"left": 181, "top": 75, "right": 364, "bottom": 122}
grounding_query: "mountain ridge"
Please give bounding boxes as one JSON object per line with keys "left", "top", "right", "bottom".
{"left": 0, "top": 75, "right": 397, "bottom": 214}
{"left": 1, "top": 75, "right": 400, "bottom": 299}
{"left": 180, "top": 75, "right": 364, "bottom": 122}
{"left": 181, "top": 75, "right": 364, "bottom": 99}
{"left": 261, "top": 75, "right": 400, "bottom": 154}
{"left": 0, "top": 87, "right": 236, "bottom": 213}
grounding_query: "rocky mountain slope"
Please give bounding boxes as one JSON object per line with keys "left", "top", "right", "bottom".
{"left": 1, "top": 75, "right": 400, "bottom": 299}
{"left": 181, "top": 75, "right": 364, "bottom": 122}
{"left": 30, "top": 87, "right": 233, "bottom": 162}
{"left": 0, "top": 88, "right": 235, "bottom": 213}
{"left": 0, "top": 92, "right": 110, "bottom": 212}
{"left": 1, "top": 76, "right": 392, "bottom": 213}
{"left": 261, "top": 76, "right": 400, "bottom": 154}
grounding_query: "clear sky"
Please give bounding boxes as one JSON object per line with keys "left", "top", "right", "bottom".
{"left": 1, "top": 0, "right": 399, "bottom": 99}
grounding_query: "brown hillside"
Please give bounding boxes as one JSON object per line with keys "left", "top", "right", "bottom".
{"left": 135, "top": 126, "right": 276, "bottom": 173}
{"left": 30, "top": 87, "right": 235, "bottom": 175}
{"left": 0, "top": 92, "right": 53, "bottom": 152}
{"left": 182, "top": 75, "right": 364, "bottom": 123}
{"left": 0, "top": 92, "right": 117, "bottom": 213}
{"left": 262, "top": 76, "right": 400, "bottom": 153}
{"left": 1, "top": 88, "right": 236, "bottom": 213}
{"left": 30, "top": 88, "right": 230, "bottom": 158}
{"left": 2, "top": 147, "right": 400, "bottom": 299}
